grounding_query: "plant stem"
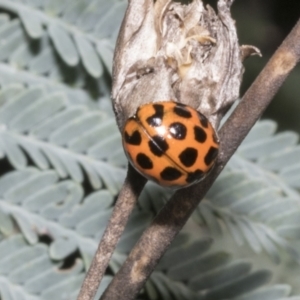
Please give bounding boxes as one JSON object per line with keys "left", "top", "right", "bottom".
{"left": 77, "top": 165, "right": 147, "bottom": 300}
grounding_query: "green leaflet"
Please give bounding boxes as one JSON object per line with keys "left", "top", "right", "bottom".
{"left": 194, "top": 120, "right": 300, "bottom": 264}
{"left": 0, "top": 235, "right": 112, "bottom": 300}
{"left": 0, "top": 85, "right": 126, "bottom": 193}
{"left": 0, "top": 168, "right": 153, "bottom": 267}
{"left": 0, "top": 15, "right": 98, "bottom": 107}
{"left": 0, "top": 0, "right": 125, "bottom": 77}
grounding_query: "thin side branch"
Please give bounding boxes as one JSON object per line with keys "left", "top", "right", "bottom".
{"left": 100, "top": 18, "right": 300, "bottom": 300}
{"left": 77, "top": 165, "right": 147, "bottom": 300}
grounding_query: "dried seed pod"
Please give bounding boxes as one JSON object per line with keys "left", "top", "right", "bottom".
{"left": 112, "top": 0, "right": 250, "bottom": 131}
{"left": 112, "top": 0, "right": 257, "bottom": 187}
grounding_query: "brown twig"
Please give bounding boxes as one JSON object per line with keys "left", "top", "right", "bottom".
{"left": 77, "top": 165, "right": 147, "bottom": 300}
{"left": 100, "top": 19, "right": 300, "bottom": 300}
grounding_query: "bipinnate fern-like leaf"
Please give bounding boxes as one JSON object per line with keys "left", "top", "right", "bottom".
{"left": 0, "top": 0, "right": 126, "bottom": 77}
{"left": 0, "top": 235, "right": 113, "bottom": 300}
{"left": 144, "top": 234, "right": 299, "bottom": 300}
{"left": 237, "top": 120, "right": 300, "bottom": 190}
{"left": 0, "top": 167, "right": 298, "bottom": 300}
{"left": 0, "top": 168, "right": 154, "bottom": 270}
{"left": 0, "top": 85, "right": 126, "bottom": 194}
{"left": 193, "top": 120, "right": 300, "bottom": 263}
{"left": 0, "top": 14, "right": 111, "bottom": 107}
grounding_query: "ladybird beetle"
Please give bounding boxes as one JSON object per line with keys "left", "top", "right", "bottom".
{"left": 122, "top": 101, "right": 219, "bottom": 188}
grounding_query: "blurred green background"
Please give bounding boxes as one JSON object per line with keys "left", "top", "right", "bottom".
{"left": 182, "top": 0, "right": 300, "bottom": 132}
{"left": 229, "top": 0, "right": 300, "bottom": 133}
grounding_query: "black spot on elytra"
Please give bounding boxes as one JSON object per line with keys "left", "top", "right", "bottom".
{"left": 124, "top": 130, "right": 142, "bottom": 145}
{"left": 169, "top": 122, "right": 187, "bottom": 140}
{"left": 146, "top": 104, "right": 164, "bottom": 127}
{"left": 186, "top": 169, "right": 205, "bottom": 183}
{"left": 136, "top": 153, "right": 153, "bottom": 169}
{"left": 194, "top": 126, "right": 207, "bottom": 143}
{"left": 148, "top": 135, "right": 169, "bottom": 157}
{"left": 197, "top": 112, "right": 208, "bottom": 128}
{"left": 179, "top": 148, "right": 198, "bottom": 167}
{"left": 160, "top": 167, "right": 182, "bottom": 181}
{"left": 174, "top": 105, "right": 192, "bottom": 118}
{"left": 204, "top": 147, "right": 218, "bottom": 166}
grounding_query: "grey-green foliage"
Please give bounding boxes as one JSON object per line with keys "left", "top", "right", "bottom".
{"left": 0, "top": 235, "right": 113, "bottom": 300}
{"left": 147, "top": 233, "right": 300, "bottom": 300}
{"left": 98, "top": 232, "right": 296, "bottom": 300}
{"left": 0, "top": 12, "right": 109, "bottom": 108}
{"left": 0, "top": 0, "right": 124, "bottom": 78}
{"left": 0, "top": 84, "right": 126, "bottom": 194}
{"left": 0, "top": 0, "right": 298, "bottom": 300}
{"left": 0, "top": 167, "right": 155, "bottom": 269}
{"left": 193, "top": 121, "right": 300, "bottom": 264}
